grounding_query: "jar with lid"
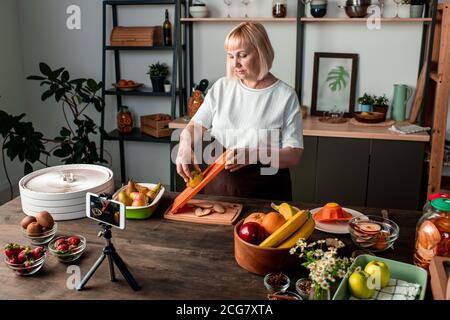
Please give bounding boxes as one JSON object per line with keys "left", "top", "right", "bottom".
{"left": 117, "top": 106, "right": 133, "bottom": 134}
{"left": 422, "top": 193, "right": 450, "bottom": 216}
{"left": 272, "top": 0, "right": 287, "bottom": 18}
{"left": 414, "top": 198, "right": 450, "bottom": 270}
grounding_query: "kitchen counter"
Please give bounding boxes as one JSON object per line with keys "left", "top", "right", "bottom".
{"left": 0, "top": 193, "right": 429, "bottom": 299}
{"left": 168, "top": 116, "right": 429, "bottom": 142}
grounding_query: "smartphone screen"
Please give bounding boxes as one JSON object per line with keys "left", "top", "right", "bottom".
{"left": 86, "top": 193, "right": 125, "bottom": 229}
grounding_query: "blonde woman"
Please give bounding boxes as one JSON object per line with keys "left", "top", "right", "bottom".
{"left": 176, "top": 22, "right": 303, "bottom": 201}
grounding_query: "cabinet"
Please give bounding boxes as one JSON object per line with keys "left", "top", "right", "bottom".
{"left": 291, "top": 137, "right": 426, "bottom": 210}
{"left": 100, "top": 0, "right": 185, "bottom": 184}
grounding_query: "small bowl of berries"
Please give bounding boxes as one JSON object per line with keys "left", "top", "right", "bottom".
{"left": 48, "top": 235, "right": 86, "bottom": 263}
{"left": 3, "top": 243, "right": 46, "bottom": 276}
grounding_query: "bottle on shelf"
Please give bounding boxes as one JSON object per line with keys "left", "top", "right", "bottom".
{"left": 117, "top": 106, "right": 133, "bottom": 134}
{"left": 163, "top": 9, "right": 172, "bottom": 47}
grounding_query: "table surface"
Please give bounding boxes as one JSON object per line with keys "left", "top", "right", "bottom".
{"left": 0, "top": 193, "right": 427, "bottom": 300}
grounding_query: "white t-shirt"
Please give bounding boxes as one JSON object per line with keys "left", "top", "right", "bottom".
{"left": 191, "top": 77, "right": 303, "bottom": 150}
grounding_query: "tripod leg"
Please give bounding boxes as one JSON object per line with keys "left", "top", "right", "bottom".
{"left": 107, "top": 254, "right": 116, "bottom": 282}
{"left": 76, "top": 253, "right": 107, "bottom": 291}
{"left": 111, "top": 251, "right": 141, "bottom": 291}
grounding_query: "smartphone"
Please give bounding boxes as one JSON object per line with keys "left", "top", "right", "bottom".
{"left": 86, "top": 192, "right": 125, "bottom": 230}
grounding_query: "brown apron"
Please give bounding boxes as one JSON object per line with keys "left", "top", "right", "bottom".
{"left": 204, "top": 164, "right": 292, "bottom": 201}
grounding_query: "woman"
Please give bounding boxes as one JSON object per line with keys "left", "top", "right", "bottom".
{"left": 176, "top": 22, "right": 303, "bottom": 201}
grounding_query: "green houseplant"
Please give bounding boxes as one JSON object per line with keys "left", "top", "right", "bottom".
{"left": 0, "top": 62, "right": 106, "bottom": 199}
{"left": 147, "top": 61, "right": 169, "bottom": 93}
{"left": 357, "top": 93, "right": 375, "bottom": 112}
{"left": 373, "top": 94, "right": 389, "bottom": 120}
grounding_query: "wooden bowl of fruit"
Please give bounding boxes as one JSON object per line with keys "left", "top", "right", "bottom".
{"left": 113, "top": 79, "right": 143, "bottom": 91}
{"left": 112, "top": 181, "right": 165, "bottom": 220}
{"left": 234, "top": 204, "right": 315, "bottom": 275}
{"left": 353, "top": 112, "right": 386, "bottom": 124}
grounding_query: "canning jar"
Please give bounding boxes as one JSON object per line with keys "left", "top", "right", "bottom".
{"left": 117, "top": 106, "right": 133, "bottom": 134}
{"left": 414, "top": 198, "right": 450, "bottom": 270}
{"left": 272, "top": 0, "right": 287, "bottom": 18}
{"left": 422, "top": 193, "right": 449, "bottom": 216}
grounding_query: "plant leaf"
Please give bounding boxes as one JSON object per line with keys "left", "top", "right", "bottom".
{"left": 27, "top": 75, "right": 46, "bottom": 81}
{"left": 326, "top": 66, "right": 349, "bottom": 92}
{"left": 39, "top": 62, "right": 52, "bottom": 77}
{"left": 24, "top": 162, "right": 33, "bottom": 176}
{"left": 61, "top": 71, "right": 70, "bottom": 82}
{"left": 41, "top": 89, "right": 54, "bottom": 101}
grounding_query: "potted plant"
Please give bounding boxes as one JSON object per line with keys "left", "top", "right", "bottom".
{"left": 398, "top": 0, "right": 411, "bottom": 18}
{"left": 0, "top": 62, "right": 107, "bottom": 199}
{"left": 372, "top": 94, "right": 389, "bottom": 119}
{"left": 147, "top": 62, "right": 169, "bottom": 93}
{"left": 410, "top": 0, "right": 425, "bottom": 18}
{"left": 357, "top": 93, "right": 375, "bottom": 112}
{"left": 164, "top": 80, "right": 171, "bottom": 93}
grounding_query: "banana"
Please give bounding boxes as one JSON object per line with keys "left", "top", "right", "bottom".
{"left": 259, "top": 210, "right": 310, "bottom": 248}
{"left": 271, "top": 202, "right": 297, "bottom": 220}
{"left": 277, "top": 217, "right": 315, "bottom": 249}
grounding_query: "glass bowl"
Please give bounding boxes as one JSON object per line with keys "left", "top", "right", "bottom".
{"left": 48, "top": 234, "right": 86, "bottom": 263}
{"left": 348, "top": 215, "right": 399, "bottom": 252}
{"left": 22, "top": 222, "right": 57, "bottom": 245}
{"left": 3, "top": 251, "right": 46, "bottom": 276}
{"left": 263, "top": 272, "right": 290, "bottom": 293}
{"left": 268, "top": 290, "right": 303, "bottom": 300}
{"left": 295, "top": 278, "right": 313, "bottom": 300}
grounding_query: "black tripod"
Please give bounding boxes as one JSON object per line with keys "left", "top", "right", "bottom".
{"left": 76, "top": 223, "right": 141, "bottom": 291}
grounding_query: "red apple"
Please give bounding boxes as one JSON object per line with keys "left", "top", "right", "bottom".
{"left": 239, "top": 222, "right": 261, "bottom": 244}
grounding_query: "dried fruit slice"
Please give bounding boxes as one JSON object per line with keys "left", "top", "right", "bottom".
{"left": 358, "top": 222, "right": 381, "bottom": 234}
{"left": 196, "top": 202, "right": 213, "bottom": 209}
{"left": 213, "top": 203, "right": 225, "bottom": 213}
{"left": 195, "top": 208, "right": 212, "bottom": 217}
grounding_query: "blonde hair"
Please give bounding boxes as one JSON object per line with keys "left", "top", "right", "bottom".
{"left": 224, "top": 22, "right": 274, "bottom": 81}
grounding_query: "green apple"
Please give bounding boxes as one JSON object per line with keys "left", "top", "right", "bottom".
{"left": 364, "top": 260, "right": 391, "bottom": 289}
{"left": 348, "top": 270, "right": 375, "bottom": 299}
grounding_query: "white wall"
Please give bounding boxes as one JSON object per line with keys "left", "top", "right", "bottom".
{"left": 0, "top": 0, "right": 27, "bottom": 202}
{"left": 1, "top": 0, "right": 445, "bottom": 195}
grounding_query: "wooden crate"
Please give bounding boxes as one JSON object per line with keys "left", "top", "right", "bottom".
{"left": 140, "top": 114, "right": 172, "bottom": 138}
{"left": 110, "top": 26, "right": 163, "bottom": 47}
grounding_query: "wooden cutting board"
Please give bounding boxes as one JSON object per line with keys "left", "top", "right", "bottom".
{"left": 164, "top": 199, "right": 243, "bottom": 225}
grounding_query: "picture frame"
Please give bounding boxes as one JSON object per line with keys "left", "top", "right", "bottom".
{"left": 311, "top": 52, "right": 358, "bottom": 117}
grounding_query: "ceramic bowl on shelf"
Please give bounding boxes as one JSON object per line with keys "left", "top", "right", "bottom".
{"left": 189, "top": 5, "right": 209, "bottom": 18}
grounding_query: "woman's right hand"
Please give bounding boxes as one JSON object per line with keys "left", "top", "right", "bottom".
{"left": 176, "top": 141, "right": 201, "bottom": 183}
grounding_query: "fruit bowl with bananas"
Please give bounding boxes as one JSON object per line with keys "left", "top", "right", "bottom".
{"left": 112, "top": 180, "right": 165, "bottom": 219}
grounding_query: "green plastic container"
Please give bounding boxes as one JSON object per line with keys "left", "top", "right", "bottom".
{"left": 112, "top": 183, "right": 165, "bottom": 220}
{"left": 332, "top": 254, "right": 428, "bottom": 300}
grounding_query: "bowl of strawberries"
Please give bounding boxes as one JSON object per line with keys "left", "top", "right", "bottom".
{"left": 3, "top": 243, "right": 46, "bottom": 276}
{"left": 48, "top": 235, "right": 86, "bottom": 263}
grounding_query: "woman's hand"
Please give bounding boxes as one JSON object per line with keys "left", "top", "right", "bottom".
{"left": 176, "top": 142, "right": 201, "bottom": 183}
{"left": 225, "top": 148, "right": 258, "bottom": 172}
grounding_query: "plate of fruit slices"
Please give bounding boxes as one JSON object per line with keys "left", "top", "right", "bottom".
{"left": 310, "top": 207, "right": 366, "bottom": 234}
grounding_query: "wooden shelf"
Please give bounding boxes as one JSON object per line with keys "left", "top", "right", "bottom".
{"left": 105, "top": 87, "right": 179, "bottom": 97}
{"left": 104, "top": 128, "right": 171, "bottom": 143}
{"left": 180, "top": 17, "right": 297, "bottom": 23}
{"left": 300, "top": 17, "right": 432, "bottom": 22}
{"left": 105, "top": 45, "right": 174, "bottom": 51}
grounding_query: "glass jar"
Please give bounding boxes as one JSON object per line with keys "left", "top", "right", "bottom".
{"left": 117, "top": 106, "right": 133, "bottom": 134}
{"left": 187, "top": 89, "right": 204, "bottom": 118}
{"left": 272, "top": 0, "right": 287, "bottom": 18}
{"left": 422, "top": 193, "right": 449, "bottom": 216}
{"left": 414, "top": 198, "right": 450, "bottom": 270}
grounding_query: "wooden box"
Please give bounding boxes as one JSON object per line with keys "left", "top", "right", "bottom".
{"left": 140, "top": 114, "right": 172, "bottom": 138}
{"left": 110, "top": 26, "right": 163, "bottom": 47}
{"left": 429, "top": 256, "right": 450, "bottom": 300}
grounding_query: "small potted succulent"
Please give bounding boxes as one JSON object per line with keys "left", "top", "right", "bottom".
{"left": 357, "top": 93, "right": 375, "bottom": 112}
{"left": 147, "top": 61, "right": 169, "bottom": 93}
{"left": 164, "top": 80, "right": 171, "bottom": 93}
{"left": 373, "top": 95, "right": 390, "bottom": 120}
{"left": 410, "top": 0, "right": 425, "bottom": 18}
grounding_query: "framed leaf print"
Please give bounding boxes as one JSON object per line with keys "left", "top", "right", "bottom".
{"left": 311, "top": 52, "right": 358, "bottom": 117}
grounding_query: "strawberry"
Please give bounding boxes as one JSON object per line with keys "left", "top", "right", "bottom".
{"left": 56, "top": 243, "right": 69, "bottom": 253}
{"left": 8, "top": 257, "right": 19, "bottom": 265}
{"left": 31, "top": 247, "right": 45, "bottom": 259}
{"left": 67, "top": 236, "right": 80, "bottom": 246}
{"left": 23, "top": 260, "right": 35, "bottom": 273}
{"left": 55, "top": 238, "right": 66, "bottom": 247}
{"left": 17, "top": 248, "right": 31, "bottom": 263}
{"left": 4, "top": 243, "right": 21, "bottom": 258}
{"left": 68, "top": 244, "right": 77, "bottom": 252}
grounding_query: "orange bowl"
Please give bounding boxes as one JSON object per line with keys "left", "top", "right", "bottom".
{"left": 234, "top": 219, "right": 299, "bottom": 275}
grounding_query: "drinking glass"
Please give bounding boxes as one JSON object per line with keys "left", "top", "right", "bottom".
{"left": 393, "top": 0, "right": 402, "bottom": 18}
{"left": 242, "top": 0, "right": 251, "bottom": 18}
{"left": 224, "top": 0, "right": 233, "bottom": 18}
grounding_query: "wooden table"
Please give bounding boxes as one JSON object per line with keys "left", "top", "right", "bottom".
{"left": 0, "top": 193, "right": 426, "bottom": 300}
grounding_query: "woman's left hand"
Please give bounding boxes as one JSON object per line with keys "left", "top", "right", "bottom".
{"left": 225, "top": 148, "right": 258, "bottom": 172}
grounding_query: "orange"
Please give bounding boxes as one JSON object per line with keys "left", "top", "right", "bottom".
{"left": 244, "top": 212, "right": 266, "bottom": 226}
{"left": 118, "top": 79, "right": 127, "bottom": 87}
{"left": 261, "top": 212, "right": 286, "bottom": 235}
{"left": 127, "top": 80, "right": 135, "bottom": 86}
